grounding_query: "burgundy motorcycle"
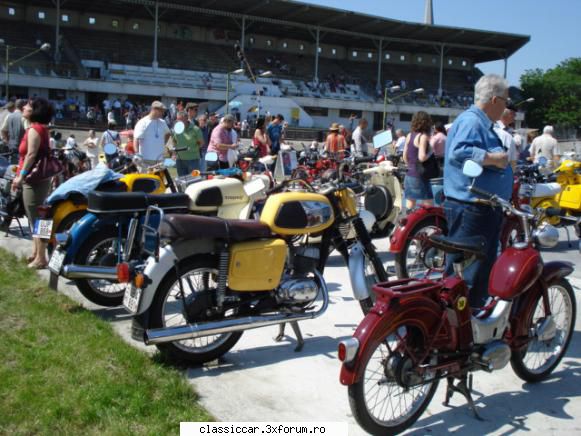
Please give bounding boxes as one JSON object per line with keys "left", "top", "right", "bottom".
{"left": 339, "top": 161, "right": 575, "bottom": 435}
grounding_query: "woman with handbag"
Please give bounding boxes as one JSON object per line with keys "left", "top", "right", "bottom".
{"left": 11, "top": 98, "right": 55, "bottom": 269}
{"left": 402, "top": 111, "right": 437, "bottom": 209}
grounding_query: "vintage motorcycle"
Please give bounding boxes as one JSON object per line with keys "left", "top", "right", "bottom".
{"left": 0, "top": 150, "right": 26, "bottom": 233}
{"left": 51, "top": 158, "right": 272, "bottom": 306}
{"left": 119, "top": 177, "right": 389, "bottom": 364}
{"left": 339, "top": 160, "right": 576, "bottom": 435}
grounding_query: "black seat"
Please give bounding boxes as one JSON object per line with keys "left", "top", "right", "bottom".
{"left": 428, "top": 235, "right": 487, "bottom": 260}
{"left": 160, "top": 214, "right": 271, "bottom": 242}
{"left": 87, "top": 191, "right": 190, "bottom": 214}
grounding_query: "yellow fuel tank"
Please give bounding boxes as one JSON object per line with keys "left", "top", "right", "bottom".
{"left": 260, "top": 192, "right": 334, "bottom": 236}
{"left": 119, "top": 173, "right": 165, "bottom": 194}
{"left": 228, "top": 238, "right": 287, "bottom": 291}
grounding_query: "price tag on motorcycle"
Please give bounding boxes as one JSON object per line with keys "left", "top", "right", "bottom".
{"left": 33, "top": 219, "right": 53, "bottom": 239}
{"left": 243, "top": 178, "right": 266, "bottom": 196}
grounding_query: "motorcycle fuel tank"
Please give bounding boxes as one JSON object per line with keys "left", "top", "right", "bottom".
{"left": 488, "top": 246, "right": 542, "bottom": 300}
{"left": 186, "top": 177, "right": 248, "bottom": 213}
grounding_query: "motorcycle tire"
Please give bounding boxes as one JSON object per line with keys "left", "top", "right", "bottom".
{"left": 73, "top": 226, "right": 127, "bottom": 307}
{"left": 348, "top": 320, "right": 439, "bottom": 435}
{"left": 149, "top": 255, "right": 243, "bottom": 364}
{"left": 510, "top": 278, "right": 576, "bottom": 383}
{"left": 394, "top": 217, "right": 447, "bottom": 279}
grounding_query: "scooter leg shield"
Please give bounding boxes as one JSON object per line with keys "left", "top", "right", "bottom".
{"left": 348, "top": 242, "right": 371, "bottom": 301}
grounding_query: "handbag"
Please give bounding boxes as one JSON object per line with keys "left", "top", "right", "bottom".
{"left": 25, "top": 150, "right": 64, "bottom": 184}
{"left": 416, "top": 152, "right": 440, "bottom": 180}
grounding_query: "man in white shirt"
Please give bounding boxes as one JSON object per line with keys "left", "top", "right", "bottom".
{"left": 494, "top": 106, "right": 518, "bottom": 170}
{"left": 134, "top": 101, "right": 171, "bottom": 163}
{"left": 394, "top": 129, "right": 406, "bottom": 155}
{"left": 352, "top": 118, "right": 369, "bottom": 157}
{"left": 531, "top": 125, "right": 560, "bottom": 167}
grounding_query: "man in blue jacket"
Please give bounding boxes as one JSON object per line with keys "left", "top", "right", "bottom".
{"left": 443, "top": 74, "right": 512, "bottom": 307}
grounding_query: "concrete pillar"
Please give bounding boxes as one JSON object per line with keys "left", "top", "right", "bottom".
{"left": 376, "top": 39, "right": 383, "bottom": 91}
{"left": 314, "top": 28, "right": 320, "bottom": 83}
{"left": 438, "top": 44, "right": 444, "bottom": 97}
{"left": 55, "top": 0, "right": 61, "bottom": 63}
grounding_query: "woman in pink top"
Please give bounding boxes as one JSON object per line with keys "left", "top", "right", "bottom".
{"left": 430, "top": 121, "right": 447, "bottom": 175}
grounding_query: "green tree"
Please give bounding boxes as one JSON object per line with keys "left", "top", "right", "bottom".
{"left": 520, "top": 58, "right": 581, "bottom": 130}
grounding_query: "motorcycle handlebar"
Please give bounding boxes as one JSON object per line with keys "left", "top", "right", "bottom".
{"left": 468, "top": 185, "right": 534, "bottom": 220}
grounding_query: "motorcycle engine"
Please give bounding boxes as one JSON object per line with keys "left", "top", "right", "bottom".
{"left": 276, "top": 277, "right": 319, "bottom": 306}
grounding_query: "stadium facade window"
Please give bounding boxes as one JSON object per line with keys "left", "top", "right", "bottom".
{"left": 61, "top": 14, "right": 69, "bottom": 22}
{"left": 400, "top": 55, "right": 406, "bottom": 61}
{"left": 448, "top": 59, "right": 453, "bottom": 65}
{"left": 384, "top": 53, "right": 390, "bottom": 60}
{"left": 266, "top": 40, "right": 272, "bottom": 47}
{"left": 339, "top": 109, "right": 362, "bottom": 118}
{"left": 8, "top": 7, "right": 15, "bottom": 16}
{"left": 303, "top": 106, "right": 328, "bottom": 117}
{"left": 38, "top": 11, "right": 46, "bottom": 20}
{"left": 367, "top": 52, "right": 373, "bottom": 59}
{"left": 417, "top": 56, "right": 422, "bottom": 62}
{"left": 282, "top": 42, "right": 288, "bottom": 48}
{"left": 332, "top": 48, "right": 336, "bottom": 55}
{"left": 112, "top": 19, "right": 119, "bottom": 28}
{"left": 299, "top": 44, "right": 304, "bottom": 51}
{"left": 318, "top": 47, "right": 322, "bottom": 53}
{"left": 88, "top": 17, "right": 96, "bottom": 25}
{"left": 132, "top": 22, "right": 139, "bottom": 30}
{"left": 352, "top": 51, "right": 358, "bottom": 58}
{"left": 462, "top": 60, "right": 467, "bottom": 67}
{"left": 432, "top": 57, "right": 437, "bottom": 64}
{"left": 249, "top": 37, "right": 255, "bottom": 44}
{"left": 400, "top": 113, "right": 413, "bottom": 122}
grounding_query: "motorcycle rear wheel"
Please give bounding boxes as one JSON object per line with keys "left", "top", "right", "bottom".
{"left": 511, "top": 278, "right": 576, "bottom": 383}
{"left": 348, "top": 322, "right": 439, "bottom": 435}
{"left": 149, "top": 256, "right": 243, "bottom": 364}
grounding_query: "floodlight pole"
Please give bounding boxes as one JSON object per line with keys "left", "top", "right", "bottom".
{"left": 55, "top": 0, "right": 61, "bottom": 63}
{"left": 314, "top": 27, "right": 320, "bottom": 83}
{"left": 438, "top": 43, "right": 444, "bottom": 97}
{"left": 152, "top": 0, "right": 159, "bottom": 69}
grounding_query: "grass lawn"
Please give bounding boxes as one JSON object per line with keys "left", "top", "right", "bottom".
{"left": 0, "top": 249, "right": 212, "bottom": 435}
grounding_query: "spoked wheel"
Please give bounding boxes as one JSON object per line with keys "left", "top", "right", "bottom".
{"left": 349, "top": 322, "right": 439, "bottom": 435}
{"left": 511, "top": 278, "right": 576, "bottom": 382}
{"left": 149, "top": 256, "right": 243, "bottom": 364}
{"left": 73, "top": 226, "right": 127, "bottom": 307}
{"left": 394, "top": 218, "right": 446, "bottom": 279}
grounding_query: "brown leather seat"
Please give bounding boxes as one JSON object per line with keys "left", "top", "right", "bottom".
{"left": 160, "top": 214, "right": 272, "bottom": 242}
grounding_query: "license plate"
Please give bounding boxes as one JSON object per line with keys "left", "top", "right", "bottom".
{"left": 48, "top": 249, "right": 65, "bottom": 274}
{"left": 33, "top": 219, "right": 53, "bottom": 239}
{"left": 123, "top": 284, "right": 142, "bottom": 314}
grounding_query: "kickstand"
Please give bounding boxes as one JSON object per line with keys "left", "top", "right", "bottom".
{"left": 443, "top": 375, "right": 484, "bottom": 421}
{"left": 274, "top": 321, "right": 304, "bottom": 352}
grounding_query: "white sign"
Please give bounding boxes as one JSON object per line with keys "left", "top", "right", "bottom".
{"left": 373, "top": 130, "right": 393, "bottom": 149}
{"left": 274, "top": 150, "right": 297, "bottom": 181}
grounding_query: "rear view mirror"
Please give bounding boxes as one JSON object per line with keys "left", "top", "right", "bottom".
{"left": 462, "top": 160, "right": 483, "bottom": 178}
{"left": 205, "top": 152, "right": 218, "bottom": 162}
{"left": 173, "top": 121, "right": 185, "bottom": 135}
{"left": 104, "top": 143, "right": 117, "bottom": 155}
{"left": 163, "top": 158, "right": 176, "bottom": 168}
{"left": 538, "top": 156, "right": 548, "bottom": 166}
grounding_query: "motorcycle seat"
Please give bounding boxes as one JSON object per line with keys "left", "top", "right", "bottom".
{"left": 428, "top": 234, "right": 487, "bottom": 260}
{"left": 87, "top": 191, "right": 190, "bottom": 214}
{"left": 160, "top": 214, "right": 271, "bottom": 243}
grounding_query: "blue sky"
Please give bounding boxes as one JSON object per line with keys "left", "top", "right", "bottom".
{"left": 302, "top": 0, "right": 581, "bottom": 87}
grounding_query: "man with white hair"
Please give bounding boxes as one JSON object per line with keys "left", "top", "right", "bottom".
{"left": 530, "top": 125, "right": 560, "bottom": 166}
{"left": 443, "top": 74, "right": 512, "bottom": 308}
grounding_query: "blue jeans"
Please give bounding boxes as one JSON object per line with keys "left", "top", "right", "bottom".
{"left": 199, "top": 150, "right": 206, "bottom": 172}
{"left": 176, "top": 159, "right": 200, "bottom": 177}
{"left": 443, "top": 198, "right": 503, "bottom": 308}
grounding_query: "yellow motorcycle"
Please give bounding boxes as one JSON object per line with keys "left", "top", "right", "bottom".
{"left": 120, "top": 178, "right": 388, "bottom": 364}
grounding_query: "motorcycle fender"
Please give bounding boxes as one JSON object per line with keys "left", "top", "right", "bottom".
{"left": 348, "top": 242, "right": 371, "bottom": 301}
{"left": 543, "top": 260, "right": 574, "bottom": 283}
{"left": 136, "top": 239, "right": 214, "bottom": 315}
{"left": 51, "top": 200, "right": 87, "bottom": 234}
{"left": 63, "top": 213, "right": 107, "bottom": 263}
{"left": 389, "top": 206, "right": 446, "bottom": 253}
{"left": 340, "top": 297, "right": 445, "bottom": 385}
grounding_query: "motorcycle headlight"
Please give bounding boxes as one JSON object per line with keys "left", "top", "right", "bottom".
{"left": 533, "top": 223, "right": 560, "bottom": 248}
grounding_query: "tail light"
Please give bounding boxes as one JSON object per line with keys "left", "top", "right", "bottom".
{"left": 37, "top": 205, "right": 53, "bottom": 219}
{"left": 338, "top": 338, "right": 359, "bottom": 364}
{"left": 116, "top": 262, "right": 131, "bottom": 283}
{"left": 134, "top": 273, "right": 146, "bottom": 289}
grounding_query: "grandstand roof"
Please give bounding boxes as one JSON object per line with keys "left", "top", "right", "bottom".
{"left": 27, "top": 0, "right": 529, "bottom": 63}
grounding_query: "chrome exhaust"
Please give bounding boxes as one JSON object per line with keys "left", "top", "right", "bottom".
{"left": 144, "top": 270, "right": 329, "bottom": 345}
{"left": 62, "top": 264, "right": 118, "bottom": 280}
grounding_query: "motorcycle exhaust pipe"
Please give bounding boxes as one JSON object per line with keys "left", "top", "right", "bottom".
{"left": 145, "top": 271, "right": 329, "bottom": 345}
{"left": 62, "top": 264, "right": 118, "bottom": 280}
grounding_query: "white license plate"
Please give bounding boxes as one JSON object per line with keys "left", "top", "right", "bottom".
{"left": 33, "top": 219, "right": 53, "bottom": 239}
{"left": 48, "top": 249, "right": 65, "bottom": 274}
{"left": 123, "top": 285, "right": 142, "bottom": 314}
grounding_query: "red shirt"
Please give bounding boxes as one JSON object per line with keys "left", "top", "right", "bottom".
{"left": 18, "top": 124, "right": 49, "bottom": 173}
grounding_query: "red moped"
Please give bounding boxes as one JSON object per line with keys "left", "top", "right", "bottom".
{"left": 339, "top": 163, "right": 575, "bottom": 435}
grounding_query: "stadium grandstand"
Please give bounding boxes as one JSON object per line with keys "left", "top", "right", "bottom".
{"left": 0, "top": 0, "right": 530, "bottom": 132}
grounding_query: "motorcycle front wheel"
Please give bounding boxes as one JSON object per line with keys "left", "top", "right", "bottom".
{"left": 348, "top": 321, "right": 439, "bottom": 435}
{"left": 149, "top": 256, "right": 243, "bottom": 364}
{"left": 511, "top": 278, "right": 576, "bottom": 382}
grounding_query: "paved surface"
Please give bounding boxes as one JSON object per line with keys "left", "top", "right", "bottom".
{"left": 2, "top": 222, "right": 581, "bottom": 435}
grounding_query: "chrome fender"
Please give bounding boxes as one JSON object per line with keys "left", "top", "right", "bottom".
{"left": 348, "top": 242, "right": 371, "bottom": 301}
{"left": 136, "top": 239, "right": 214, "bottom": 315}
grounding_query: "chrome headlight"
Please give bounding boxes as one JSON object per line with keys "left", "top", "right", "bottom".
{"left": 533, "top": 223, "right": 560, "bottom": 248}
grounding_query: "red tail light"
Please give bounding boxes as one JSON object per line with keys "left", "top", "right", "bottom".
{"left": 338, "top": 342, "right": 347, "bottom": 362}
{"left": 37, "top": 205, "right": 53, "bottom": 219}
{"left": 117, "top": 263, "right": 131, "bottom": 283}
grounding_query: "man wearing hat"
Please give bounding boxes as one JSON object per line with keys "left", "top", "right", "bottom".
{"left": 1, "top": 99, "right": 26, "bottom": 152}
{"left": 207, "top": 114, "right": 238, "bottom": 170}
{"left": 134, "top": 100, "right": 171, "bottom": 164}
{"left": 185, "top": 102, "right": 199, "bottom": 126}
{"left": 323, "top": 122, "right": 347, "bottom": 160}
